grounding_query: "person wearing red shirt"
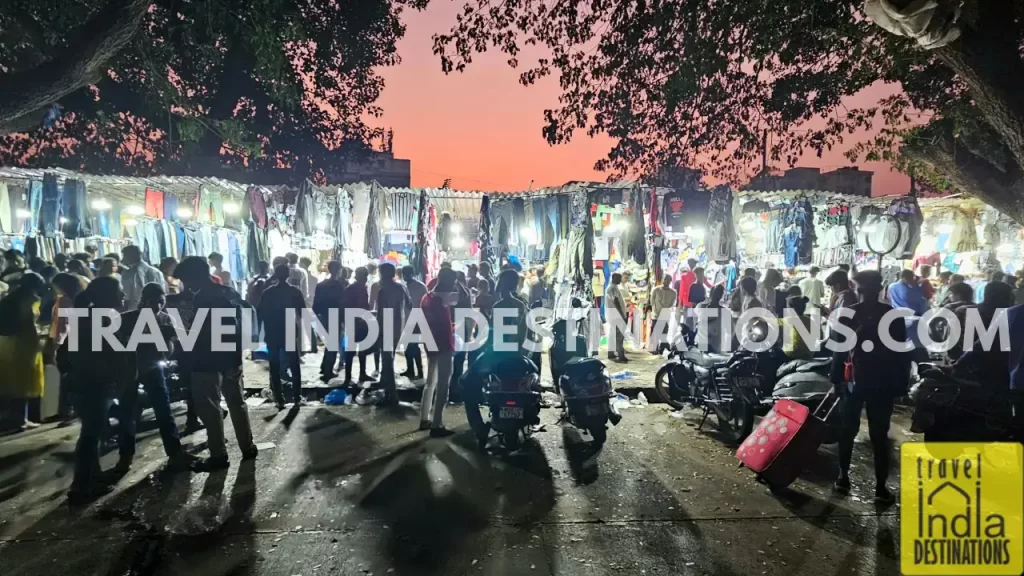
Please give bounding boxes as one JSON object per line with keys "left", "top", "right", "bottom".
{"left": 420, "top": 268, "right": 457, "bottom": 437}
{"left": 918, "top": 265, "right": 936, "bottom": 301}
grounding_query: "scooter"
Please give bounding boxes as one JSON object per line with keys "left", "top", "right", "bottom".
{"left": 911, "top": 363, "right": 1017, "bottom": 442}
{"left": 482, "top": 355, "right": 543, "bottom": 451}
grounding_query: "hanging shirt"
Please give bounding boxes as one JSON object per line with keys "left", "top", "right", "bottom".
{"left": 798, "top": 277, "right": 825, "bottom": 307}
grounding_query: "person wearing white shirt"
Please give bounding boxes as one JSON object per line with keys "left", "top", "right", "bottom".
{"left": 798, "top": 266, "right": 825, "bottom": 307}
{"left": 285, "top": 252, "right": 309, "bottom": 302}
{"left": 605, "top": 272, "right": 629, "bottom": 362}
{"left": 121, "top": 245, "right": 166, "bottom": 310}
{"left": 649, "top": 274, "right": 676, "bottom": 351}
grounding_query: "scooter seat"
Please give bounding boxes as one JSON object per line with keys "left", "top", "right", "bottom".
{"left": 775, "top": 357, "right": 831, "bottom": 378}
{"left": 684, "top": 349, "right": 731, "bottom": 367}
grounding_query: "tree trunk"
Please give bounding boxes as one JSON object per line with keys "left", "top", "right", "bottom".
{"left": 0, "top": 0, "right": 150, "bottom": 134}
{"left": 905, "top": 134, "right": 1024, "bottom": 224}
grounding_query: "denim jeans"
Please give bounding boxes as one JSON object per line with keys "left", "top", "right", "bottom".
{"left": 118, "top": 368, "right": 183, "bottom": 461}
{"left": 838, "top": 389, "right": 895, "bottom": 485}
{"left": 72, "top": 386, "right": 109, "bottom": 493}
{"left": 268, "top": 343, "right": 302, "bottom": 404}
{"left": 27, "top": 180, "right": 42, "bottom": 234}
{"left": 40, "top": 174, "right": 62, "bottom": 237}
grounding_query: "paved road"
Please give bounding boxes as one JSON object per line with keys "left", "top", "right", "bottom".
{"left": 0, "top": 361, "right": 906, "bottom": 576}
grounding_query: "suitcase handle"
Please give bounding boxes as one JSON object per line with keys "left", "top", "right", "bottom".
{"left": 812, "top": 389, "right": 841, "bottom": 421}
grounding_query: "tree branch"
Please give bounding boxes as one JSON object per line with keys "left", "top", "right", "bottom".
{"left": 0, "top": 0, "right": 150, "bottom": 134}
{"left": 904, "top": 131, "right": 1024, "bottom": 224}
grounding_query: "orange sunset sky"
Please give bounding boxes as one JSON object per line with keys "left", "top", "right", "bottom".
{"left": 376, "top": 2, "right": 912, "bottom": 196}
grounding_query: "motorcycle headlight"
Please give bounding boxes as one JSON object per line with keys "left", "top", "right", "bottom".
{"left": 748, "top": 323, "right": 768, "bottom": 343}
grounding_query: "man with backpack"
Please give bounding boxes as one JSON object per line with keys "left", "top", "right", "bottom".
{"left": 829, "top": 270, "right": 910, "bottom": 503}
{"left": 246, "top": 261, "right": 272, "bottom": 308}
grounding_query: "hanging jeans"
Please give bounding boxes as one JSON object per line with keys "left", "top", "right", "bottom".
{"left": 62, "top": 179, "right": 89, "bottom": 238}
{"left": 491, "top": 202, "right": 516, "bottom": 251}
{"left": 0, "top": 182, "right": 10, "bottom": 234}
{"left": 27, "top": 180, "right": 43, "bottom": 235}
{"left": 40, "top": 174, "right": 62, "bottom": 237}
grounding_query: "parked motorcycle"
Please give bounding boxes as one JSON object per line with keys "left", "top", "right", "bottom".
{"left": 654, "top": 333, "right": 761, "bottom": 443}
{"left": 557, "top": 356, "right": 620, "bottom": 446}
{"left": 482, "top": 355, "right": 543, "bottom": 451}
{"left": 911, "top": 364, "right": 1017, "bottom": 442}
{"left": 769, "top": 357, "right": 839, "bottom": 443}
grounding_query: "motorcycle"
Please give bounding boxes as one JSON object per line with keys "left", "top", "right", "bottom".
{"left": 550, "top": 300, "right": 621, "bottom": 446}
{"left": 654, "top": 327, "right": 765, "bottom": 443}
{"left": 482, "top": 355, "right": 543, "bottom": 451}
{"left": 769, "top": 357, "right": 839, "bottom": 443}
{"left": 911, "top": 364, "right": 1017, "bottom": 442}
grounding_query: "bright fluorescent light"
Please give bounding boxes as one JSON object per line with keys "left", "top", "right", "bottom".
{"left": 90, "top": 198, "right": 111, "bottom": 211}
{"left": 124, "top": 218, "right": 138, "bottom": 227}
{"left": 315, "top": 217, "right": 328, "bottom": 230}
{"left": 937, "top": 223, "right": 953, "bottom": 234}
{"left": 176, "top": 207, "right": 193, "bottom": 219}
{"left": 59, "top": 217, "right": 67, "bottom": 225}
{"left": 382, "top": 217, "right": 393, "bottom": 230}
{"left": 223, "top": 201, "right": 240, "bottom": 215}
{"left": 685, "top": 226, "right": 705, "bottom": 239}
{"left": 124, "top": 205, "right": 145, "bottom": 216}
{"left": 451, "top": 235, "right": 466, "bottom": 249}
{"left": 451, "top": 221, "right": 463, "bottom": 234}
{"left": 15, "top": 209, "right": 30, "bottom": 219}
{"left": 521, "top": 228, "right": 537, "bottom": 245}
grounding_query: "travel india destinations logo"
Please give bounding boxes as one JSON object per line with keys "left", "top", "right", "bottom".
{"left": 900, "top": 442, "right": 1023, "bottom": 575}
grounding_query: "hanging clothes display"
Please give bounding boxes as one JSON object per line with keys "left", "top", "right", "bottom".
{"left": 39, "top": 173, "right": 62, "bottom": 237}
{"left": 437, "top": 212, "right": 452, "bottom": 252}
{"left": 294, "top": 180, "right": 316, "bottom": 236}
{"left": 491, "top": 200, "right": 516, "bottom": 255}
{"left": 145, "top": 188, "right": 165, "bottom": 219}
{"left": 62, "top": 179, "right": 89, "bottom": 239}
{"left": 411, "top": 190, "right": 429, "bottom": 279}
{"left": 334, "top": 188, "right": 352, "bottom": 251}
{"left": 478, "top": 194, "right": 495, "bottom": 274}
{"left": 623, "top": 187, "right": 646, "bottom": 265}
{"left": 887, "top": 195, "right": 923, "bottom": 259}
{"left": 364, "top": 182, "right": 382, "bottom": 259}
{"left": 705, "top": 186, "right": 736, "bottom": 264}
{"left": 163, "top": 192, "right": 179, "bottom": 223}
{"left": 247, "top": 186, "right": 268, "bottom": 229}
{"left": 0, "top": 182, "right": 10, "bottom": 234}
{"left": 26, "top": 180, "right": 42, "bottom": 234}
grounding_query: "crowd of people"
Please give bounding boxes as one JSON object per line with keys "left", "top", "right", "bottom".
{"left": 0, "top": 244, "right": 553, "bottom": 505}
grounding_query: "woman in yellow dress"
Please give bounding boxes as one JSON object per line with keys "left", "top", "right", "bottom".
{"left": 0, "top": 273, "right": 46, "bottom": 433}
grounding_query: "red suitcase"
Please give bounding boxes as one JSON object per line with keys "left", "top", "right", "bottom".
{"left": 736, "top": 393, "right": 839, "bottom": 487}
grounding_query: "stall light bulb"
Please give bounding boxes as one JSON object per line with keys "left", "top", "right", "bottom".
{"left": 605, "top": 222, "right": 618, "bottom": 234}
{"left": 741, "top": 220, "right": 757, "bottom": 231}
{"left": 451, "top": 235, "right": 466, "bottom": 249}
{"left": 176, "top": 207, "right": 193, "bottom": 219}
{"left": 59, "top": 216, "right": 67, "bottom": 225}
{"left": 15, "top": 209, "right": 30, "bottom": 219}
{"left": 619, "top": 220, "right": 630, "bottom": 231}
{"left": 223, "top": 201, "right": 240, "bottom": 215}
{"left": 125, "top": 218, "right": 138, "bottom": 227}
{"left": 90, "top": 198, "right": 111, "bottom": 211}
{"left": 315, "top": 217, "right": 328, "bottom": 230}
{"left": 999, "top": 243, "right": 1014, "bottom": 252}
{"left": 382, "top": 217, "right": 393, "bottom": 230}
{"left": 125, "top": 205, "right": 145, "bottom": 216}
{"left": 521, "top": 228, "right": 538, "bottom": 245}
{"left": 451, "top": 221, "right": 463, "bottom": 234}
{"left": 937, "top": 223, "right": 953, "bottom": 234}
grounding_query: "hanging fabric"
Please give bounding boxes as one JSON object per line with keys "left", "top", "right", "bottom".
{"left": 62, "top": 179, "right": 90, "bottom": 239}
{"left": 705, "top": 185, "right": 737, "bottom": 264}
{"left": 411, "top": 190, "right": 428, "bottom": 280}
{"left": 40, "top": 173, "right": 62, "bottom": 237}
{"left": 294, "top": 180, "right": 315, "bottom": 236}
{"left": 364, "top": 182, "right": 382, "bottom": 259}
{"left": 478, "top": 195, "right": 495, "bottom": 274}
{"left": 437, "top": 212, "right": 452, "bottom": 252}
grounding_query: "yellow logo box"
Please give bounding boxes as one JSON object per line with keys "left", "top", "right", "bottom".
{"left": 901, "top": 442, "right": 1023, "bottom": 575}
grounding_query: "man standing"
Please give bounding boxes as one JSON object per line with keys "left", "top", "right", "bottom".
{"left": 826, "top": 270, "right": 856, "bottom": 311}
{"left": 934, "top": 270, "right": 954, "bottom": 306}
{"left": 829, "top": 270, "right": 909, "bottom": 502}
{"left": 401, "top": 265, "right": 428, "bottom": 380}
{"left": 528, "top": 266, "right": 546, "bottom": 307}
{"left": 259, "top": 264, "right": 306, "bottom": 410}
{"left": 887, "top": 269, "right": 928, "bottom": 316}
{"left": 121, "top": 245, "right": 166, "bottom": 311}
{"left": 246, "top": 261, "right": 272, "bottom": 308}
{"left": 376, "top": 263, "right": 411, "bottom": 405}
{"left": 420, "top": 268, "right": 458, "bottom": 437}
{"left": 315, "top": 261, "right": 348, "bottom": 381}
{"left": 300, "top": 257, "right": 319, "bottom": 352}
{"left": 688, "top": 267, "right": 708, "bottom": 306}
{"left": 208, "top": 252, "right": 232, "bottom": 286}
{"left": 285, "top": 252, "right": 309, "bottom": 303}
{"left": 799, "top": 266, "right": 825, "bottom": 307}
{"left": 606, "top": 272, "right": 629, "bottom": 362}
{"left": 342, "top": 267, "right": 374, "bottom": 386}
{"left": 115, "top": 283, "right": 194, "bottom": 474}
{"left": 173, "top": 256, "right": 257, "bottom": 472}
{"left": 649, "top": 274, "right": 676, "bottom": 352}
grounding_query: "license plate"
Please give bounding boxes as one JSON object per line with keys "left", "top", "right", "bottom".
{"left": 736, "top": 377, "right": 760, "bottom": 389}
{"left": 585, "top": 404, "right": 608, "bottom": 416}
{"left": 499, "top": 406, "right": 524, "bottom": 419}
